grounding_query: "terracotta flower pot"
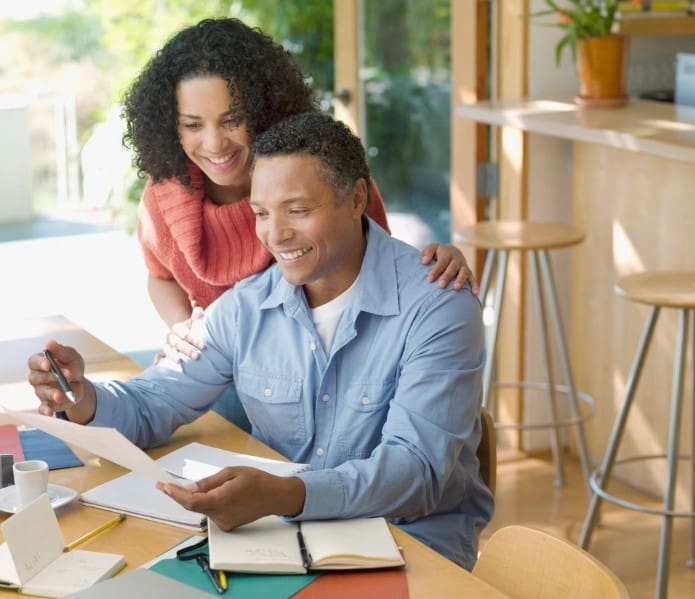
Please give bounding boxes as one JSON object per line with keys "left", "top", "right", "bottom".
{"left": 575, "top": 35, "right": 630, "bottom": 108}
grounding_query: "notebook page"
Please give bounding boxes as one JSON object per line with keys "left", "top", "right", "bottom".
{"left": 302, "top": 518, "right": 404, "bottom": 569}
{"left": 208, "top": 516, "right": 305, "bottom": 573}
{"left": 21, "top": 550, "right": 125, "bottom": 598}
{"left": 2, "top": 495, "right": 63, "bottom": 586}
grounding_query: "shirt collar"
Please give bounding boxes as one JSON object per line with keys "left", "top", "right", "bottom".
{"left": 259, "top": 218, "right": 400, "bottom": 317}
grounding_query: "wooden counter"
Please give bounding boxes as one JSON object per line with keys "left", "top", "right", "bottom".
{"left": 457, "top": 97, "right": 695, "bottom": 500}
{"left": 458, "top": 97, "right": 695, "bottom": 164}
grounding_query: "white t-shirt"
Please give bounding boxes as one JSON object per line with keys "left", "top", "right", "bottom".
{"left": 310, "top": 277, "right": 359, "bottom": 354}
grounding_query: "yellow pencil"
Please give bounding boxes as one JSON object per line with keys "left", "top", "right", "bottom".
{"left": 218, "top": 569, "right": 228, "bottom": 591}
{"left": 63, "top": 513, "right": 127, "bottom": 552}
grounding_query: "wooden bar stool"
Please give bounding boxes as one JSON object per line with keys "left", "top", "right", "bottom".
{"left": 579, "top": 271, "right": 695, "bottom": 599}
{"left": 460, "top": 220, "right": 594, "bottom": 488}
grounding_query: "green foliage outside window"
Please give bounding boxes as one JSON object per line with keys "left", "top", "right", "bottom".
{"left": 362, "top": 0, "right": 451, "bottom": 241}
{"left": 1, "top": 1, "right": 333, "bottom": 228}
{"left": 98, "top": 0, "right": 335, "bottom": 232}
{"left": 2, "top": 0, "right": 452, "bottom": 241}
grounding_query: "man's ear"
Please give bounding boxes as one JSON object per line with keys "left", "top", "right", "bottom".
{"left": 351, "top": 178, "right": 369, "bottom": 218}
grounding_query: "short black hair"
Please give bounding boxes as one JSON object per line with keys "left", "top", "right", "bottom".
{"left": 251, "top": 113, "right": 372, "bottom": 204}
{"left": 121, "top": 18, "right": 318, "bottom": 187}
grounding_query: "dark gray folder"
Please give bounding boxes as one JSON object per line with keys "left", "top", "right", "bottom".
{"left": 65, "top": 568, "right": 211, "bottom": 598}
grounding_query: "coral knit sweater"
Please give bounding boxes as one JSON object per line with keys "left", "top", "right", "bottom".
{"left": 137, "top": 164, "right": 390, "bottom": 309}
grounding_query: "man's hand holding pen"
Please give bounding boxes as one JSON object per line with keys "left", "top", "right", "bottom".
{"left": 43, "top": 348, "right": 76, "bottom": 404}
{"left": 27, "top": 339, "right": 97, "bottom": 423}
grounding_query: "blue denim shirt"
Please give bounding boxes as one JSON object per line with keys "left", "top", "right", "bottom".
{"left": 92, "top": 219, "right": 493, "bottom": 569}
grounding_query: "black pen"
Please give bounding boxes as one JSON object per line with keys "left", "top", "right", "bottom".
{"left": 196, "top": 554, "right": 226, "bottom": 594}
{"left": 297, "top": 523, "right": 312, "bottom": 571}
{"left": 43, "top": 349, "right": 75, "bottom": 404}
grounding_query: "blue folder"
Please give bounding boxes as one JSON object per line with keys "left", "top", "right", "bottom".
{"left": 19, "top": 428, "right": 83, "bottom": 470}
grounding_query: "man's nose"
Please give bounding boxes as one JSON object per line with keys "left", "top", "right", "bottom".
{"left": 266, "top": 216, "right": 293, "bottom": 246}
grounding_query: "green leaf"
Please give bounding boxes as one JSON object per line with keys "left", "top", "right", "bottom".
{"left": 529, "top": 0, "right": 619, "bottom": 63}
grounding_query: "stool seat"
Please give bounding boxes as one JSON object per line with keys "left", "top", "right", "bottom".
{"left": 459, "top": 221, "right": 585, "bottom": 251}
{"left": 616, "top": 271, "right": 695, "bottom": 309}
{"left": 580, "top": 268, "right": 695, "bottom": 598}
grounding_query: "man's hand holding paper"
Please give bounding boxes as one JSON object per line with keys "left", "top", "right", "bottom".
{"left": 158, "top": 465, "right": 306, "bottom": 532}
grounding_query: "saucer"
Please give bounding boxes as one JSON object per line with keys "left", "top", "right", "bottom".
{"left": 0, "top": 483, "right": 79, "bottom": 514}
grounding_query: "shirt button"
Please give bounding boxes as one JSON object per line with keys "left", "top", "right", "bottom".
{"left": 316, "top": 448, "right": 325, "bottom": 456}
{"left": 322, "top": 394, "right": 330, "bottom": 402}
{"left": 310, "top": 342, "right": 317, "bottom": 351}
{"left": 263, "top": 388, "right": 272, "bottom": 397}
{"left": 361, "top": 396, "right": 370, "bottom": 405}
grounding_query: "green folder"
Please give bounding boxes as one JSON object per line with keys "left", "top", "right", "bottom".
{"left": 149, "top": 548, "right": 318, "bottom": 598}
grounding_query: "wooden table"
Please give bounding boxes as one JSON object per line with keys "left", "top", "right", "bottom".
{"left": 0, "top": 316, "right": 507, "bottom": 598}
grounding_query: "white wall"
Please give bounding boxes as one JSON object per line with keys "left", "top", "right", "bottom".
{"left": 0, "top": 97, "right": 33, "bottom": 223}
{"left": 628, "top": 35, "right": 695, "bottom": 96}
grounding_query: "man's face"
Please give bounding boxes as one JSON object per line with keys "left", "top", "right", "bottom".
{"left": 250, "top": 154, "right": 367, "bottom": 308}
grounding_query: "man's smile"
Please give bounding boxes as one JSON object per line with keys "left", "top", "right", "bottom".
{"left": 277, "top": 247, "right": 313, "bottom": 261}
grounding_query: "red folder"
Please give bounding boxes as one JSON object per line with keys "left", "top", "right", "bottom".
{"left": 291, "top": 568, "right": 409, "bottom": 599}
{"left": 0, "top": 424, "right": 24, "bottom": 461}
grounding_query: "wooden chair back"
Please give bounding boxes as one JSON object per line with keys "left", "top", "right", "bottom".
{"left": 477, "top": 407, "right": 496, "bottom": 495}
{"left": 473, "top": 525, "right": 630, "bottom": 599}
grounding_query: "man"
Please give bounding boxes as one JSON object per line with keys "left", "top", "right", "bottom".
{"left": 28, "top": 113, "right": 492, "bottom": 570}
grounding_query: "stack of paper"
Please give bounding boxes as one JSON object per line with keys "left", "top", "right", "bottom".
{"left": 80, "top": 442, "right": 310, "bottom": 531}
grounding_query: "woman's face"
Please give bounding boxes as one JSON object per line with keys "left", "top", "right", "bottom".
{"left": 176, "top": 76, "right": 252, "bottom": 203}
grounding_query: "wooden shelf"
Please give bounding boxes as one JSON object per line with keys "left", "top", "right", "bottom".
{"left": 617, "top": 12, "right": 695, "bottom": 36}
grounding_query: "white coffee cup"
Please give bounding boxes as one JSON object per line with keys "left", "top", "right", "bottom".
{"left": 13, "top": 460, "right": 49, "bottom": 509}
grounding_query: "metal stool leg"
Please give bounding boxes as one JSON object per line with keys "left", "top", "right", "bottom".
{"left": 689, "top": 309, "right": 695, "bottom": 569}
{"left": 539, "top": 249, "right": 593, "bottom": 490}
{"left": 579, "top": 306, "right": 661, "bottom": 549}
{"left": 655, "top": 309, "right": 690, "bottom": 599}
{"left": 482, "top": 250, "right": 508, "bottom": 410}
{"left": 530, "top": 250, "right": 565, "bottom": 486}
{"left": 478, "top": 248, "right": 496, "bottom": 304}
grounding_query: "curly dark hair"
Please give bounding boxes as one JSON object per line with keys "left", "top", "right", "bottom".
{"left": 121, "top": 18, "right": 318, "bottom": 187}
{"left": 251, "top": 113, "right": 372, "bottom": 205}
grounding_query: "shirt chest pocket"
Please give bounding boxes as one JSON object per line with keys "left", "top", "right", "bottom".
{"left": 344, "top": 381, "right": 394, "bottom": 413}
{"left": 235, "top": 370, "right": 306, "bottom": 446}
{"left": 336, "top": 380, "right": 395, "bottom": 460}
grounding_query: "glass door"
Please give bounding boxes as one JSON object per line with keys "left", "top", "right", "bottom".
{"left": 360, "top": 0, "right": 451, "bottom": 246}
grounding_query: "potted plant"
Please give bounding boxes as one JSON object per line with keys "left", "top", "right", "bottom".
{"left": 530, "top": 0, "right": 630, "bottom": 107}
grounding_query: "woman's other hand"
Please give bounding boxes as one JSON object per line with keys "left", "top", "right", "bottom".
{"left": 420, "top": 243, "right": 479, "bottom": 295}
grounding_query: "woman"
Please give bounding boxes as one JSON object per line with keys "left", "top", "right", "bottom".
{"left": 122, "top": 18, "right": 475, "bottom": 430}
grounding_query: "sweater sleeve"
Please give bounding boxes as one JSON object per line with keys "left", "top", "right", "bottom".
{"left": 365, "top": 178, "right": 391, "bottom": 234}
{"left": 136, "top": 181, "right": 174, "bottom": 280}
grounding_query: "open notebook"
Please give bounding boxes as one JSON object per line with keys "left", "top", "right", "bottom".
{"left": 0, "top": 495, "right": 124, "bottom": 597}
{"left": 79, "top": 442, "right": 309, "bottom": 531}
{"left": 208, "top": 516, "right": 405, "bottom": 574}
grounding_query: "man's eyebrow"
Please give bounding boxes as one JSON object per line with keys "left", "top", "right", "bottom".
{"left": 281, "top": 197, "right": 314, "bottom": 204}
{"left": 250, "top": 196, "right": 317, "bottom": 208}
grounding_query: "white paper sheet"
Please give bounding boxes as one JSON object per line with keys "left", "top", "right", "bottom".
{"left": 2, "top": 494, "right": 63, "bottom": 586}
{"left": 0, "top": 405, "right": 176, "bottom": 482}
{"left": 0, "top": 495, "right": 126, "bottom": 596}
